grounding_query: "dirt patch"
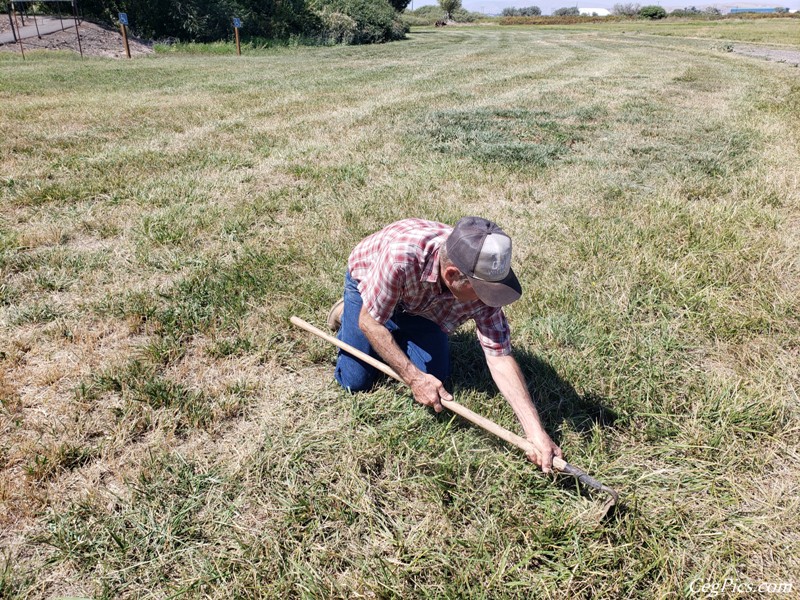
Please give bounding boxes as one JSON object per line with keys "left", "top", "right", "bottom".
{"left": 732, "top": 44, "right": 800, "bottom": 67}
{"left": 0, "top": 19, "right": 153, "bottom": 58}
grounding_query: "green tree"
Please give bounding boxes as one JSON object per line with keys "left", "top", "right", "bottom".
{"left": 501, "top": 5, "right": 541, "bottom": 15}
{"left": 315, "top": 0, "right": 405, "bottom": 42}
{"left": 387, "top": 0, "right": 411, "bottom": 11}
{"left": 438, "top": 0, "right": 462, "bottom": 20}
{"left": 639, "top": 4, "right": 666, "bottom": 18}
{"left": 79, "top": 0, "right": 407, "bottom": 44}
{"left": 79, "top": 0, "right": 316, "bottom": 41}
{"left": 553, "top": 6, "right": 579, "bottom": 15}
{"left": 669, "top": 6, "right": 698, "bottom": 15}
{"left": 612, "top": 2, "right": 640, "bottom": 16}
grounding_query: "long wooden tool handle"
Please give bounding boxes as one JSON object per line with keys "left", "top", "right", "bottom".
{"left": 290, "top": 315, "right": 567, "bottom": 472}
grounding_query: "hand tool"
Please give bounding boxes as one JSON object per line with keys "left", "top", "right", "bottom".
{"left": 291, "top": 315, "right": 619, "bottom": 518}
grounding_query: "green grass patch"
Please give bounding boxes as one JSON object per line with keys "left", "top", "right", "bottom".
{"left": 97, "top": 246, "right": 297, "bottom": 338}
{"left": 41, "top": 452, "right": 229, "bottom": 596}
{"left": 25, "top": 442, "right": 99, "bottom": 482}
{"left": 9, "top": 301, "right": 64, "bottom": 325}
{"left": 420, "top": 108, "right": 596, "bottom": 168}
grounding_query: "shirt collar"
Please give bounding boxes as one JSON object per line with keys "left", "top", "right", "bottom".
{"left": 421, "top": 239, "right": 445, "bottom": 292}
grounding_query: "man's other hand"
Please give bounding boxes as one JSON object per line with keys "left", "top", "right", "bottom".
{"left": 525, "top": 431, "right": 563, "bottom": 474}
{"left": 409, "top": 373, "right": 451, "bottom": 413}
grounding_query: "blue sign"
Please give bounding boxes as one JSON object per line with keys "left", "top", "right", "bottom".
{"left": 119, "top": 13, "right": 128, "bottom": 26}
{"left": 232, "top": 17, "right": 242, "bottom": 28}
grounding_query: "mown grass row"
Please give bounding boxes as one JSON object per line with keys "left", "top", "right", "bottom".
{"left": 500, "top": 16, "right": 800, "bottom": 48}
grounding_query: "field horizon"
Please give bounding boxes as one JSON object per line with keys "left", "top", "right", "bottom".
{"left": 1, "top": 24, "right": 799, "bottom": 598}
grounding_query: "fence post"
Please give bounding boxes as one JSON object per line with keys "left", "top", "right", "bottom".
{"left": 71, "top": 0, "right": 82, "bottom": 57}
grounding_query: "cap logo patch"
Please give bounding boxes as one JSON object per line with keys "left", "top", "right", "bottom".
{"left": 473, "top": 233, "right": 511, "bottom": 282}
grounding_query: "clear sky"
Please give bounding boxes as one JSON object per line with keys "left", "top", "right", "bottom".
{"left": 410, "top": 0, "right": 800, "bottom": 15}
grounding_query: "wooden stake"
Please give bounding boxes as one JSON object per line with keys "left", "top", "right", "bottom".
{"left": 234, "top": 25, "right": 241, "bottom": 56}
{"left": 11, "top": 5, "right": 24, "bottom": 59}
{"left": 120, "top": 23, "right": 130, "bottom": 58}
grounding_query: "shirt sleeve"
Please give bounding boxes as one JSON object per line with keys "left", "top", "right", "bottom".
{"left": 474, "top": 308, "right": 512, "bottom": 356}
{"left": 356, "top": 243, "right": 408, "bottom": 324}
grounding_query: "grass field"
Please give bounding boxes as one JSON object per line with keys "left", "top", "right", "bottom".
{"left": 1, "top": 24, "right": 799, "bottom": 598}
{"left": 503, "top": 17, "right": 800, "bottom": 48}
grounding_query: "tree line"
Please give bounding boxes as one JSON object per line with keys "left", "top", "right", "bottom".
{"left": 501, "top": 3, "right": 791, "bottom": 17}
{"left": 79, "top": 0, "right": 409, "bottom": 44}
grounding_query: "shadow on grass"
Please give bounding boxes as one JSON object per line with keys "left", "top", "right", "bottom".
{"left": 446, "top": 330, "right": 624, "bottom": 515}
{"left": 447, "top": 330, "right": 618, "bottom": 447}
{"left": 333, "top": 328, "right": 623, "bottom": 513}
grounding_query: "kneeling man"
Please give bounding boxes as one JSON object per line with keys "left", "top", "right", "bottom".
{"left": 330, "top": 217, "right": 561, "bottom": 472}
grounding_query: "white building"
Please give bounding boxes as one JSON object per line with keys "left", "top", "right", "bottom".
{"left": 578, "top": 7, "right": 611, "bottom": 15}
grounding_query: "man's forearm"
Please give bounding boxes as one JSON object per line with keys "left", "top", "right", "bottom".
{"left": 486, "top": 352, "right": 561, "bottom": 472}
{"left": 358, "top": 306, "right": 450, "bottom": 413}
{"left": 485, "top": 353, "right": 547, "bottom": 438}
{"left": 358, "top": 306, "right": 422, "bottom": 386}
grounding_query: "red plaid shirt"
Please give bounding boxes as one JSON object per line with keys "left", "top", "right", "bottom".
{"left": 348, "top": 218, "right": 512, "bottom": 356}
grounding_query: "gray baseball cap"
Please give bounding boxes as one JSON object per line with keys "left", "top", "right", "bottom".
{"left": 446, "top": 216, "right": 522, "bottom": 307}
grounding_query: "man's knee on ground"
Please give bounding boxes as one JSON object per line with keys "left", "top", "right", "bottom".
{"left": 335, "top": 362, "right": 377, "bottom": 393}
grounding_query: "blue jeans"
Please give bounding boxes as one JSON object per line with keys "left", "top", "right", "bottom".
{"left": 335, "top": 271, "right": 450, "bottom": 392}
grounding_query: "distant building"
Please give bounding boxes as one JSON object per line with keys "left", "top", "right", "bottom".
{"left": 578, "top": 7, "right": 611, "bottom": 15}
{"left": 729, "top": 7, "right": 780, "bottom": 12}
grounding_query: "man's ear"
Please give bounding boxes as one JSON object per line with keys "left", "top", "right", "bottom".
{"left": 442, "top": 264, "right": 462, "bottom": 285}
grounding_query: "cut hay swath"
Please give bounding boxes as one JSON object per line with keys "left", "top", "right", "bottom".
{"left": 291, "top": 316, "right": 620, "bottom": 519}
